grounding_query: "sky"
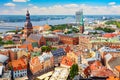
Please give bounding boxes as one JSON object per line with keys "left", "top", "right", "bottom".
{"left": 0, "top": 0, "right": 120, "bottom": 15}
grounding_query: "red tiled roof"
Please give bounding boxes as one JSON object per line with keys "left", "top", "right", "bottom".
{"left": 107, "top": 76, "right": 119, "bottom": 80}
{"left": 11, "top": 59, "right": 27, "bottom": 71}
{"left": 91, "top": 66, "right": 115, "bottom": 77}
{"left": 90, "top": 60, "right": 102, "bottom": 70}
{"left": 30, "top": 57, "right": 39, "bottom": 65}
{"left": 44, "top": 24, "right": 51, "bottom": 31}
{"left": 65, "top": 45, "right": 71, "bottom": 53}
{"left": 110, "top": 45, "right": 120, "bottom": 49}
{"left": 102, "top": 33, "right": 117, "bottom": 38}
{"left": 18, "top": 44, "right": 27, "bottom": 49}
{"left": 18, "top": 44, "right": 33, "bottom": 51}
{"left": 61, "top": 56, "right": 74, "bottom": 67}
{"left": 3, "top": 35, "right": 13, "bottom": 41}
{"left": 27, "top": 44, "right": 33, "bottom": 52}
{"left": 33, "top": 26, "right": 41, "bottom": 30}
{"left": 89, "top": 61, "right": 115, "bottom": 77}
{"left": 115, "top": 65, "right": 120, "bottom": 72}
{"left": 84, "top": 61, "right": 115, "bottom": 77}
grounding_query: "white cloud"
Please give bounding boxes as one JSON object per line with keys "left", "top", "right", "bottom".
{"left": 4, "top": 3, "right": 16, "bottom": 7}
{"left": 28, "top": 4, "right": 33, "bottom": 6}
{"left": 108, "top": 2, "right": 116, "bottom": 6}
{"left": 32, "top": 6, "right": 39, "bottom": 9}
{"left": 1, "top": 4, "right": 120, "bottom": 15}
{"left": 64, "top": 4, "right": 79, "bottom": 8}
{"left": 13, "top": 0, "right": 29, "bottom": 2}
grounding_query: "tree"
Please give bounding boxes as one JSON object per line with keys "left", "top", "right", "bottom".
{"left": 64, "top": 30, "right": 72, "bottom": 34}
{"left": 5, "top": 40, "right": 14, "bottom": 44}
{"left": 105, "top": 20, "right": 120, "bottom": 28}
{"left": 41, "top": 46, "right": 57, "bottom": 52}
{"left": 72, "top": 27, "right": 79, "bottom": 33}
{"left": 69, "top": 64, "right": 79, "bottom": 79}
{"left": 51, "top": 47, "right": 57, "bottom": 51}
{"left": 0, "top": 37, "right": 2, "bottom": 41}
{"left": 0, "top": 41, "right": 4, "bottom": 46}
{"left": 41, "top": 46, "right": 51, "bottom": 52}
{"left": 95, "top": 27, "right": 115, "bottom": 33}
{"left": 50, "top": 24, "right": 72, "bottom": 31}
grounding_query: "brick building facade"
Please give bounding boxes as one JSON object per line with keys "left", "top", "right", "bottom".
{"left": 59, "top": 34, "right": 79, "bottom": 45}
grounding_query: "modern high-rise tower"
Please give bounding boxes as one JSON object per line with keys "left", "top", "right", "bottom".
{"left": 76, "top": 10, "right": 84, "bottom": 33}
{"left": 23, "top": 10, "right": 33, "bottom": 38}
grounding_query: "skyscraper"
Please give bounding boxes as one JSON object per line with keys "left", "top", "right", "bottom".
{"left": 76, "top": 10, "right": 84, "bottom": 33}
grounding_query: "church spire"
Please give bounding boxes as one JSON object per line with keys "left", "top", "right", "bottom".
{"left": 23, "top": 10, "right": 33, "bottom": 38}
{"left": 24, "top": 10, "right": 32, "bottom": 29}
{"left": 26, "top": 10, "right": 30, "bottom": 22}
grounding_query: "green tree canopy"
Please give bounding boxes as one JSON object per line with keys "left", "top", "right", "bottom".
{"left": 69, "top": 64, "right": 79, "bottom": 79}
{"left": 105, "top": 20, "right": 120, "bottom": 28}
{"left": 0, "top": 37, "right": 2, "bottom": 41}
{"left": 41, "top": 46, "right": 57, "bottom": 52}
{"left": 4, "top": 40, "right": 14, "bottom": 44}
{"left": 50, "top": 24, "right": 72, "bottom": 31}
{"left": 95, "top": 27, "right": 115, "bottom": 33}
{"left": 41, "top": 46, "right": 51, "bottom": 52}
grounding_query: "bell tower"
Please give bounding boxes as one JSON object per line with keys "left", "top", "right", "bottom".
{"left": 23, "top": 10, "right": 33, "bottom": 38}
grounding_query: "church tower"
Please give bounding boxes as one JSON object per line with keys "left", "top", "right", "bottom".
{"left": 76, "top": 10, "right": 84, "bottom": 33}
{"left": 23, "top": 10, "right": 33, "bottom": 38}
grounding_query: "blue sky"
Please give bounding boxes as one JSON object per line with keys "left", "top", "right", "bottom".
{"left": 0, "top": 0, "right": 120, "bottom": 15}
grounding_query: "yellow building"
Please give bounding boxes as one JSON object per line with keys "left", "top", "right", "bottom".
{"left": 17, "top": 50, "right": 28, "bottom": 59}
{"left": 67, "top": 51, "right": 80, "bottom": 64}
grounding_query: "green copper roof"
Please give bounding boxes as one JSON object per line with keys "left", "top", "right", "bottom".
{"left": 32, "top": 42, "right": 38, "bottom": 48}
{"left": 31, "top": 51, "right": 41, "bottom": 57}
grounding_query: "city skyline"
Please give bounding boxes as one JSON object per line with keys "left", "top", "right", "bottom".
{"left": 0, "top": 0, "right": 120, "bottom": 15}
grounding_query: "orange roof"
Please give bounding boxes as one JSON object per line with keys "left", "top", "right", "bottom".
{"left": 91, "top": 66, "right": 115, "bottom": 77}
{"left": 61, "top": 56, "right": 74, "bottom": 67}
{"left": 33, "top": 26, "right": 40, "bottom": 29}
{"left": 18, "top": 44, "right": 27, "bottom": 49}
{"left": 3, "top": 35, "right": 13, "bottom": 41}
{"left": 11, "top": 59, "right": 27, "bottom": 71}
{"left": 18, "top": 44, "right": 33, "bottom": 51}
{"left": 89, "top": 61, "right": 115, "bottom": 77}
{"left": 102, "top": 33, "right": 117, "bottom": 38}
{"left": 110, "top": 45, "right": 120, "bottom": 49}
{"left": 115, "top": 65, "right": 120, "bottom": 72}
{"left": 90, "top": 60, "right": 102, "bottom": 70}
{"left": 65, "top": 45, "right": 71, "bottom": 53}
{"left": 84, "top": 61, "right": 115, "bottom": 77}
{"left": 27, "top": 44, "right": 33, "bottom": 52}
{"left": 44, "top": 24, "right": 51, "bottom": 31}
{"left": 30, "top": 57, "right": 40, "bottom": 65}
{"left": 107, "top": 76, "right": 119, "bottom": 80}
